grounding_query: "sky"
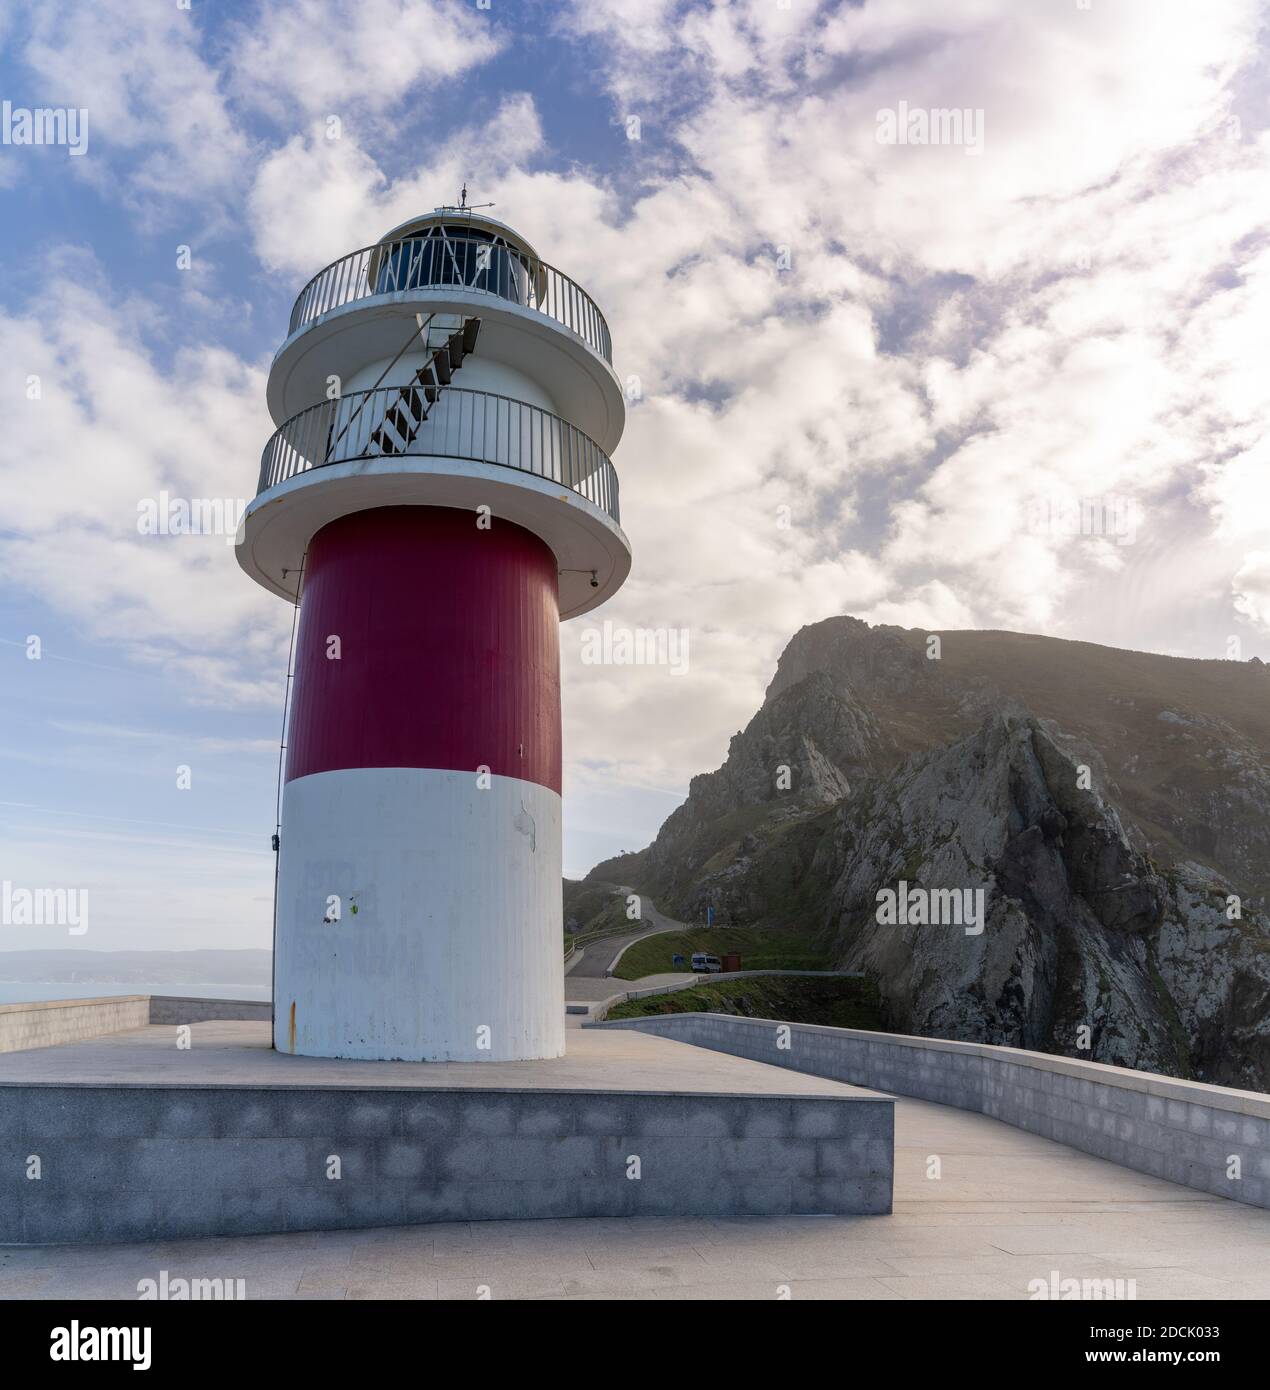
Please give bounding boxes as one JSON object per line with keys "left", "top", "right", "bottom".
{"left": 1, "top": 0, "right": 1269, "bottom": 953}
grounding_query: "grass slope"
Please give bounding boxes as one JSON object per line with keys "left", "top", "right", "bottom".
{"left": 606, "top": 974, "right": 882, "bottom": 1028}
{"left": 614, "top": 926, "right": 831, "bottom": 981}
{"left": 563, "top": 880, "right": 630, "bottom": 937}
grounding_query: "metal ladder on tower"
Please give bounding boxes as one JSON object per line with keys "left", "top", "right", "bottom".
{"left": 367, "top": 315, "right": 482, "bottom": 456}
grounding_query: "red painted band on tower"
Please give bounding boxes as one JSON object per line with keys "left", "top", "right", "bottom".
{"left": 284, "top": 505, "right": 562, "bottom": 794}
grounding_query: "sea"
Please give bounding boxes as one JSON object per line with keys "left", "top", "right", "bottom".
{"left": 0, "top": 983, "right": 271, "bottom": 1005}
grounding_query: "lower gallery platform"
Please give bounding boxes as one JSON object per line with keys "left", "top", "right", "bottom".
{"left": 0, "top": 1022, "right": 894, "bottom": 1244}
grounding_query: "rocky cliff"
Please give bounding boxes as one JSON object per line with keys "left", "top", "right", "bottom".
{"left": 618, "top": 618, "right": 1270, "bottom": 1090}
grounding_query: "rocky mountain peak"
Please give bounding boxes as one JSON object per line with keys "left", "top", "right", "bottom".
{"left": 618, "top": 616, "right": 1270, "bottom": 1090}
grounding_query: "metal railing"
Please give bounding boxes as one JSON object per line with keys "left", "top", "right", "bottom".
{"left": 287, "top": 233, "right": 613, "bottom": 363}
{"left": 258, "top": 385, "right": 620, "bottom": 525}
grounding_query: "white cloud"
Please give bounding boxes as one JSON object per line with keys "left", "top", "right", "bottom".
{"left": 539, "top": 0, "right": 1270, "bottom": 813}
{"left": 228, "top": 0, "right": 501, "bottom": 120}
{"left": 20, "top": 0, "right": 253, "bottom": 216}
{"left": 1233, "top": 551, "right": 1270, "bottom": 629}
{"left": 0, "top": 250, "right": 285, "bottom": 706}
{"left": 248, "top": 93, "right": 544, "bottom": 275}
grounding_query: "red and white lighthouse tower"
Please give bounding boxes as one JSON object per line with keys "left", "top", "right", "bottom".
{"left": 237, "top": 200, "right": 629, "bottom": 1061}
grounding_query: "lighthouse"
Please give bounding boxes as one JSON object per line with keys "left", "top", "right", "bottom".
{"left": 236, "top": 197, "right": 629, "bottom": 1061}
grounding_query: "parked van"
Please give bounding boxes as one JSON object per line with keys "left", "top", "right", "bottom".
{"left": 691, "top": 952, "right": 723, "bottom": 973}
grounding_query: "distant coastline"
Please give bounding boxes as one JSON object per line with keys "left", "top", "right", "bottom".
{"left": 0, "top": 948, "right": 272, "bottom": 1005}
{"left": 0, "top": 982, "right": 271, "bottom": 1004}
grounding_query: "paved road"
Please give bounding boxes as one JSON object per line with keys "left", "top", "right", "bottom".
{"left": 566, "top": 894, "right": 689, "bottom": 980}
{"left": 8, "top": 1095, "right": 1266, "bottom": 1300}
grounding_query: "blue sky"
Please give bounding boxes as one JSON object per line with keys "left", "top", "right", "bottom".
{"left": 2, "top": 0, "right": 1269, "bottom": 953}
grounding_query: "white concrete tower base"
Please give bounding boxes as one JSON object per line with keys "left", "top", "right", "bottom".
{"left": 274, "top": 767, "right": 564, "bottom": 1062}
